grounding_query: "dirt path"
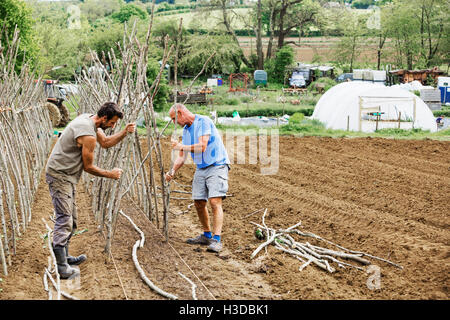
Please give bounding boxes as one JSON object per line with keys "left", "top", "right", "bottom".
{"left": 1, "top": 136, "right": 449, "bottom": 300}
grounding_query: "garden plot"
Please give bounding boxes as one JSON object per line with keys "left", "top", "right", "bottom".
{"left": 1, "top": 135, "right": 448, "bottom": 300}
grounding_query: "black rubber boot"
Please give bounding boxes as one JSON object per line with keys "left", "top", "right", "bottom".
{"left": 65, "top": 243, "right": 87, "bottom": 266}
{"left": 53, "top": 246, "right": 79, "bottom": 279}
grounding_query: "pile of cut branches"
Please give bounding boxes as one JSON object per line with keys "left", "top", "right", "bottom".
{"left": 250, "top": 209, "right": 403, "bottom": 273}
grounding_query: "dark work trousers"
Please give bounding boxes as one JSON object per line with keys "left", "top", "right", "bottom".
{"left": 46, "top": 173, "right": 77, "bottom": 248}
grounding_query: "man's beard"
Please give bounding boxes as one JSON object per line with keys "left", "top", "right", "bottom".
{"left": 100, "top": 122, "right": 108, "bottom": 130}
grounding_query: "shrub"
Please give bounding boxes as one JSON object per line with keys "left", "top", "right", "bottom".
{"left": 289, "top": 112, "right": 305, "bottom": 124}
{"left": 240, "top": 96, "right": 252, "bottom": 103}
{"left": 308, "top": 77, "right": 337, "bottom": 93}
{"left": 217, "top": 107, "right": 314, "bottom": 118}
{"left": 224, "top": 97, "right": 240, "bottom": 106}
{"left": 280, "top": 119, "right": 326, "bottom": 135}
{"left": 111, "top": 4, "right": 148, "bottom": 23}
{"left": 433, "top": 110, "right": 450, "bottom": 117}
{"left": 265, "top": 46, "right": 294, "bottom": 83}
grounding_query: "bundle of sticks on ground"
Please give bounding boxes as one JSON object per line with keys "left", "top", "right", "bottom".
{"left": 250, "top": 209, "right": 403, "bottom": 272}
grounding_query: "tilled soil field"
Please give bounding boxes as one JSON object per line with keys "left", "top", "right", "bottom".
{"left": 1, "top": 136, "right": 449, "bottom": 300}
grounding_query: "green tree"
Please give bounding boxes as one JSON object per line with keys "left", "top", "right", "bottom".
{"left": 80, "top": 0, "right": 123, "bottom": 24}
{"left": 147, "top": 58, "right": 170, "bottom": 111}
{"left": 197, "top": 0, "right": 251, "bottom": 68}
{"left": 153, "top": 19, "right": 188, "bottom": 49}
{"left": 265, "top": 45, "right": 294, "bottom": 83}
{"left": 261, "top": 0, "right": 322, "bottom": 58}
{"left": 381, "top": 0, "right": 449, "bottom": 70}
{"left": 34, "top": 21, "right": 90, "bottom": 81}
{"left": 384, "top": 1, "right": 421, "bottom": 69}
{"left": 179, "top": 34, "right": 243, "bottom": 75}
{"left": 332, "top": 11, "right": 368, "bottom": 72}
{"left": 414, "top": 0, "right": 448, "bottom": 68}
{"left": 0, "top": 0, "right": 38, "bottom": 70}
{"left": 111, "top": 3, "right": 148, "bottom": 23}
{"left": 88, "top": 20, "right": 124, "bottom": 57}
{"left": 275, "top": 0, "right": 322, "bottom": 49}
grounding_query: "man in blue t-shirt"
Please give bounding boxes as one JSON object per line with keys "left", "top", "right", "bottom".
{"left": 165, "top": 103, "right": 230, "bottom": 253}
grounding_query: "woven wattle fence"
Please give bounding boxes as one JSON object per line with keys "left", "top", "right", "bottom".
{"left": 0, "top": 28, "right": 53, "bottom": 276}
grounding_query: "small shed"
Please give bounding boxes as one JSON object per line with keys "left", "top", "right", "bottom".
{"left": 389, "top": 67, "right": 444, "bottom": 85}
{"left": 438, "top": 76, "right": 450, "bottom": 104}
{"left": 420, "top": 89, "right": 442, "bottom": 111}
{"left": 254, "top": 70, "right": 268, "bottom": 86}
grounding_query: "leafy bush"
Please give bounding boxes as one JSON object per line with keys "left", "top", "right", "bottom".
{"left": 179, "top": 34, "right": 242, "bottom": 76}
{"left": 0, "top": 0, "right": 38, "bottom": 71}
{"left": 147, "top": 58, "right": 170, "bottom": 111}
{"left": 289, "top": 112, "right": 305, "bottom": 124}
{"left": 265, "top": 45, "right": 294, "bottom": 83}
{"left": 240, "top": 96, "right": 252, "bottom": 103}
{"left": 280, "top": 119, "right": 326, "bottom": 135}
{"left": 433, "top": 110, "right": 450, "bottom": 117}
{"left": 111, "top": 4, "right": 148, "bottom": 23}
{"left": 217, "top": 107, "right": 314, "bottom": 118}
{"left": 224, "top": 97, "right": 240, "bottom": 106}
{"left": 307, "top": 77, "right": 337, "bottom": 93}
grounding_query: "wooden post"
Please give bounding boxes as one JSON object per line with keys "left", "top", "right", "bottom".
{"left": 347, "top": 115, "right": 350, "bottom": 131}
{"left": 358, "top": 97, "right": 363, "bottom": 132}
{"left": 398, "top": 111, "right": 401, "bottom": 129}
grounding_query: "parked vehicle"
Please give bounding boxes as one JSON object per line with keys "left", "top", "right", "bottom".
{"left": 42, "top": 80, "right": 71, "bottom": 127}
{"left": 336, "top": 73, "right": 353, "bottom": 82}
{"left": 289, "top": 71, "right": 306, "bottom": 88}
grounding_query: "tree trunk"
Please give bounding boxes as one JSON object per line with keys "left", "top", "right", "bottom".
{"left": 277, "top": 2, "right": 288, "bottom": 49}
{"left": 220, "top": 0, "right": 251, "bottom": 67}
{"left": 266, "top": 5, "right": 276, "bottom": 59}
{"left": 377, "top": 33, "right": 386, "bottom": 70}
{"left": 256, "top": 0, "right": 264, "bottom": 69}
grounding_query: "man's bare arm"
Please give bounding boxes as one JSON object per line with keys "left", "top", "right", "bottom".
{"left": 97, "top": 123, "right": 136, "bottom": 149}
{"left": 78, "top": 135, "right": 122, "bottom": 179}
{"left": 171, "top": 135, "right": 209, "bottom": 153}
{"left": 165, "top": 149, "right": 188, "bottom": 181}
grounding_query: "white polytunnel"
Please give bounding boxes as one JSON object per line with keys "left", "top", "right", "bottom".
{"left": 311, "top": 82, "right": 438, "bottom": 133}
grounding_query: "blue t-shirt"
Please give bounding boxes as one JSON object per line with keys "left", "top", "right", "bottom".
{"left": 182, "top": 115, "right": 230, "bottom": 169}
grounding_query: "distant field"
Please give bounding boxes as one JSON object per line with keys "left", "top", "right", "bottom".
{"left": 154, "top": 7, "right": 385, "bottom": 64}
{"left": 154, "top": 8, "right": 251, "bottom": 30}
{"left": 238, "top": 36, "right": 384, "bottom": 63}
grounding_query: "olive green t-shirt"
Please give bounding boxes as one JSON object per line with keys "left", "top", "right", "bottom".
{"left": 46, "top": 113, "right": 97, "bottom": 184}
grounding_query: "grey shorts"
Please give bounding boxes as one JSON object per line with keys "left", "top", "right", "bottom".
{"left": 192, "top": 164, "right": 230, "bottom": 201}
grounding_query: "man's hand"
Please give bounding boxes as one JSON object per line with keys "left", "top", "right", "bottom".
{"left": 125, "top": 123, "right": 136, "bottom": 134}
{"left": 165, "top": 168, "right": 175, "bottom": 182}
{"left": 171, "top": 138, "right": 182, "bottom": 151}
{"left": 110, "top": 168, "right": 123, "bottom": 180}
